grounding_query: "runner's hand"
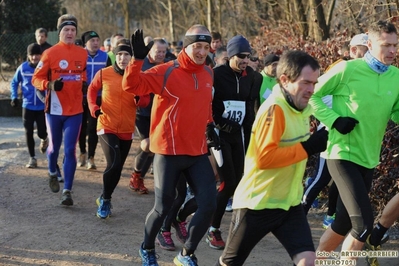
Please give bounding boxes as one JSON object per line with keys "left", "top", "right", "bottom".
{"left": 206, "top": 123, "right": 221, "bottom": 150}
{"left": 131, "top": 29, "right": 153, "bottom": 60}
{"left": 301, "top": 127, "right": 328, "bottom": 156}
{"left": 332, "top": 117, "right": 358, "bottom": 134}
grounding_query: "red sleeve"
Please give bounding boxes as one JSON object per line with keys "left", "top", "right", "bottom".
{"left": 122, "top": 59, "right": 168, "bottom": 96}
{"left": 254, "top": 104, "right": 308, "bottom": 169}
{"left": 32, "top": 50, "right": 50, "bottom": 91}
{"left": 87, "top": 70, "right": 101, "bottom": 118}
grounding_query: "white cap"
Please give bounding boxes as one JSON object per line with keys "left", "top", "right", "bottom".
{"left": 349, "top": 33, "right": 368, "bottom": 47}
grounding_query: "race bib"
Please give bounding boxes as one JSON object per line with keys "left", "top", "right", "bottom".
{"left": 222, "top": 100, "right": 246, "bottom": 125}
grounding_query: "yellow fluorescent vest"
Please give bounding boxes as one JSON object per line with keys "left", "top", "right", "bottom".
{"left": 233, "top": 86, "right": 312, "bottom": 211}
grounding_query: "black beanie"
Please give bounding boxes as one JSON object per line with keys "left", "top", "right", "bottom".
{"left": 27, "top": 43, "right": 42, "bottom": 55}
{"left": 81, "top": 31, "right": 100, "bottom": 44}
{"left": 227, "top": 35, "right": 251, "bottom": 58}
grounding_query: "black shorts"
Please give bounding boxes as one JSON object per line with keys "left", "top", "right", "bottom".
{"left": 221, "top": 205, "right": 314, "bottom": 265}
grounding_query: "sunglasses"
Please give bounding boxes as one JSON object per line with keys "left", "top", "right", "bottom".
{"left": 249, "top": 57, "right": 258, "bottom": 62}
{"left": 235, "top": 53, "right": 250, "bottom": 59}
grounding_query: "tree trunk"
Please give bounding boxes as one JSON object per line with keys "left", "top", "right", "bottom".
{"left": 293, "top": 0, "right": 308, "bottom": 38}
{"left": 309, "top": 0, "right": 329, "bottom": 41}
{"left": 168, "top": 0, "right": 174, "bottom": 42}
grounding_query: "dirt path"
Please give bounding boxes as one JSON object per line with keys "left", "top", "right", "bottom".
{"left": 0, "top": 117, "right": 398, "bottom": 265}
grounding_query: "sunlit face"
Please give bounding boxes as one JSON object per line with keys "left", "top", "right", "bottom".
{"left": 265, "top": 62, "right": 279, "bottom": 77}
{"left": 280, "top": 65, "right": 320, "bottom": 111}
{"left": 86, "top": 37, "right": 100, "bottom": 54}
{"left": 349, "top": 45, "right": 368, "bottom": 59}
{"left": 148, "top": 42, "right": 167, "bottom": 64}
{"left": 248, "top": 57, "right": 259, "bottom": 71}
{"left": 28, "top": 54, "right": 41, "bottom": 65}
{"left": 112, "top": 35, "right": 124, "bottom": 49}
{"left": 185, "top": 41, "right": 210, "bottom": 65}
{"left": 59, "top": 25, "right": 77, "bottom": 45}
{"left": 35, "top": 32, "right": 47, "bottom": 45}
{"left": 211, "top": 39, "right": 222, "bottom": 50}
{"left": 368, "top": 32, "right": 398, "bottom": 65}
{"left": 229, "top": 53, "right": 250, "bottom": 72}
{"left": 116, "top": 51, "right": 131, "bottom": 69}
{"left": 215, "top": 51, "right": 228, "bottom": 65}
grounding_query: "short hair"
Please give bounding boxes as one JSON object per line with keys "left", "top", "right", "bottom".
{"left": 276, "top": 50, "right": 320, "bottom": 84}
{"left": 368, "top": 20, "right": 397, "bottom": 39}
{"left": 115, "top": 38, "right": 130, "bottom": 46}
{"left": 111, "top": 33, "right": 124, "bottom": 40}
{"left": 35, "top": 28, "right": 48, "bottom": 36}
{"left": 153, "top": 37, "right": 168, "bottom": 45}
{"left": 185, "top": 24, "right": 210, "bottom": 36}
{"left": 215, "top": 46, "right": 227, "bottom": 58}
{"left": 211, "top": 31, "right": 222, "bottom": 40}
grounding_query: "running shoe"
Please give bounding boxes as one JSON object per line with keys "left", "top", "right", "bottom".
{"left": 139, "top": 243, "right": 158, "bottom": 266}
{"left": 49, "top": 173, "right": 60, "bottom": 193}
{"left": 156, "top": 230, "right": 175, "bottom": 251}
{"left": 206, "top": 229, "right": 225, "bottom": 250}
{"left": 60, "top": 191, "right": 73, "bottom": 206}
{"left": 173, "top": 252, "right": 198, "bottom": 266}
{"left": 96, "top": 196, "right": 112, "bottom": 219}
{"left": 129, "top": 172, "right": 148, "bottom": 194}
{"left": 172, "top": 220, "right": 188, "bottom": 244}
{"left": 225, "top": 198, "right": 233, "bottom": 212}
{"left": 39, "top": 138, "right": 48, "bottom": 154}
{"left": 78, "top": 153, "right": 87, "bottom": 167}
{"left": 364, "top": 235, "right": 380, "bottom": 266}
{"left": 26, "top": 157, "right": 37, "bottom": 168}
{"left": 87, "top": 157, "right": 97, "bottom": 170}
{"left": 322, "top": 214, "right": 335, "bottom": 229}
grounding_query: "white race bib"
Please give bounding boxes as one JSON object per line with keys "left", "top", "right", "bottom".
{"left": 222, "top": 100, "right": 246, "bottom": 125}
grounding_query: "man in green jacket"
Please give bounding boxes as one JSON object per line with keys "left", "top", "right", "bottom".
{"left": 310, "top": 20, "right": 399, "bottom": 263}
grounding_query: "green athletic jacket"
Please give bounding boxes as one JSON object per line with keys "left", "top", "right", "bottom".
{"left": 309, "top": 58, "right": 399, "bottom": 168}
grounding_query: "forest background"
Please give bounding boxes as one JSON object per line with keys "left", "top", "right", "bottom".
{"left": 1, "top": 0, "right": 399, "bottom": 223}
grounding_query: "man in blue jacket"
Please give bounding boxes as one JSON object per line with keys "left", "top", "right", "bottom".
{"left": 10, "top": 43, "right": 48, "bottom": 168}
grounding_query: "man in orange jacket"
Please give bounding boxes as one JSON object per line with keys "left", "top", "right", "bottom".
{"left": 123, "top": 25, "right": 220, "bottom": 266}
{"left": 32, "top": 14, "right": 87, "bottom": 206}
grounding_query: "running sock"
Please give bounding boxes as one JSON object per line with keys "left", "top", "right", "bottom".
{"left": 62, "top": 189, "right": 70, "bottom": 193}
{"left": 369, "top": 222, "right": 388, "bottom": 246}
{"left": 181, "top": 247, "right": 194, "bottom": 256}
{"left": 209, "top": 226, "right": 218, "bottom": 232}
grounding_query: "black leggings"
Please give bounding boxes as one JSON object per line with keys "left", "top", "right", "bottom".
{"left": 22, "top": 108, "right": 47, "bottom": 157}
{"left": 328, "top": 159, "right": 374, "bottom": 242}
{"left": 99, "top": 134, "right": 132, "bottom": 199}
{"left": 161, "top": 175, "right": 187, "bottom": 231}
{"left": 134, "top": 114, "right": 153, "bottom": 177}
{"left": 79, "top": 97, "right": 100, "bottom": 157}
{"left": 143, "top": 154, "right": 216, "bottom": 252}
{"left": 212, "top": 131, "right": 245, "bottom": 228}
{"left": 302, "top": 157, "right": 338, "bottom": 216}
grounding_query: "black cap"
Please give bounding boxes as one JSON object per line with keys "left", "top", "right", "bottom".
{"left": 27, "top": 43, "right": 42, "bottom": 55}
{"left": 264, "top": 54, "right": 280, "bottom": 66}
{"left": 81, "top": 31, "right": 100, "bottom": 44}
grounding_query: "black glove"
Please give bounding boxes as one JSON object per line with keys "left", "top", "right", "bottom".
{"left": 206, "top": 123, "right": 221, "bottom": 150}
{"left": 82, "top": 81, "right": 88, "bottom": 95}
{"left": 301, "top": 127, "right": 329, "bottom": 157}
{"left": 95, "top": 109, "right": 103, "bottom": 118}
{"left": 220, "top": 119, "right": 241, "bottom": 133}
{"left": 10, "top": 98, "right": 19, "bottom": 108}
{"left": 48, "top": 78, "right": 64, "bottom": 91}
{"left": 332, "top": 117, "right": 359, "bottom": 134}
{"left": 131, "top": 29, "right": 154, "bottom": 60}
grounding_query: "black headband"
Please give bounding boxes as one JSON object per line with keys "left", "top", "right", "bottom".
{"left": 113, "top": 45, "right": 133, "bottom": 56}
{"left": 183, "top": 34, "right": 212, "bottom": 48}
{"left": 58, "top": 21, "right": 77, "bottom": 34}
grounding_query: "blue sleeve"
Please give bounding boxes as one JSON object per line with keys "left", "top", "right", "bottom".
{"left": 10, "top": 66, "right": 22, "bottom": 100}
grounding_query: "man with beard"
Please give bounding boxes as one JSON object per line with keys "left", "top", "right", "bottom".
{"left": 206, "top": 35, "right": 260, "bottom": 250}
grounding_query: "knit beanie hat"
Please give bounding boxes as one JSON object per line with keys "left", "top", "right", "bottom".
{"left": 27, "top": 43, "right": 42, "bottom": 55}
{"left": 81, "top": 31, "right": 100, "bottom": 44}
{"left": 57, "top": 14, "right": 78, "bottom": 34}
{"left": 227, "top": 35, "right": 251, "bottom": 58}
